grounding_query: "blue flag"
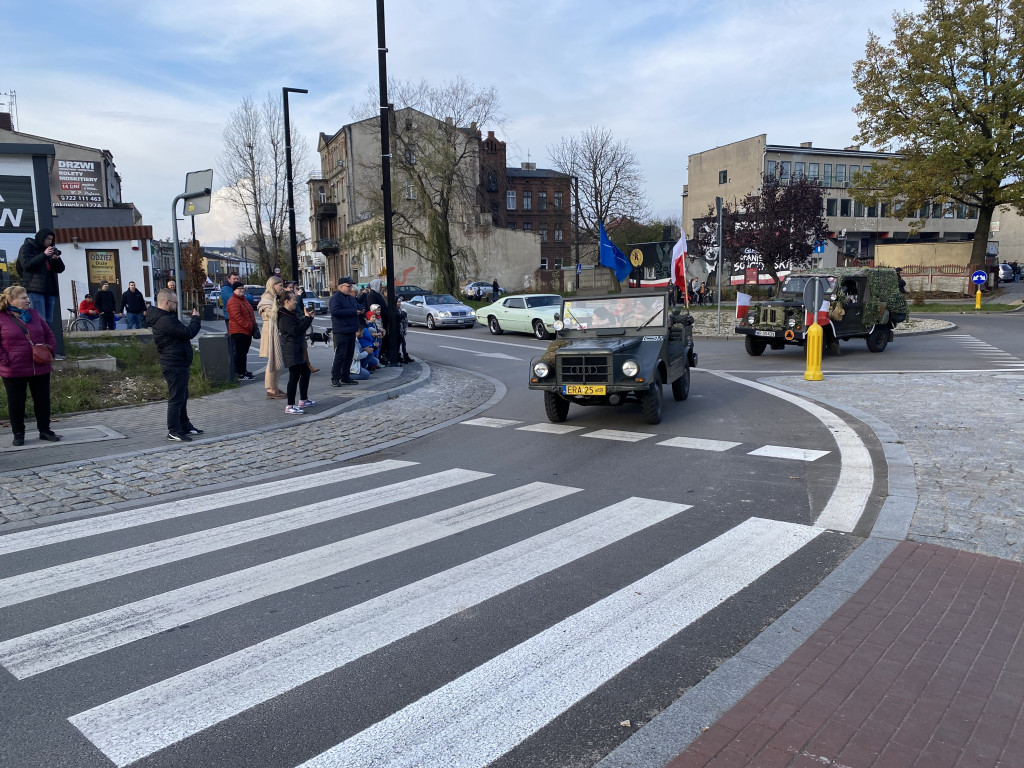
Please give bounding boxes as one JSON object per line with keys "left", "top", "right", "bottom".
{"left": 599, "top": 222, "right": 632, "bottom": 283}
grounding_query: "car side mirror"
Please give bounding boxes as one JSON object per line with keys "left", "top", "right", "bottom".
{"left": 553, "top": 312, "right": 561, "bottom": 321}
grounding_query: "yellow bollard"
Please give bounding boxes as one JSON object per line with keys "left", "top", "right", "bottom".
{"left": 804, "top": 322, "right": 823, "bottom": 381}
{"left": 976, "top": 288, "right": 982, "bottom": 309}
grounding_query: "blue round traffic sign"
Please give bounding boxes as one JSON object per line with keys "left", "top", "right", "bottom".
{"left": 971, "top": 270, "right": 988, "bottom": 285}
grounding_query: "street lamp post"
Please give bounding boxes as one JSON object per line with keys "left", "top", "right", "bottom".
{"left": 377, "top": 0, "right": 399, "bottom": 366}
{"left": 283, "top": 86, "right": 308, "bottom": 283}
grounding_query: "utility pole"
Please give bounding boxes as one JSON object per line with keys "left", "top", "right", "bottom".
{"left": 283, "top": 86, "right": 308, "bottom": 282}
{"left": 377, "top": 0, "right": 399, "bottom": 366}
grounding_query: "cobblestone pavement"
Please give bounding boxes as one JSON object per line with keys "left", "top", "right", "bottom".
{"left": 0, "top": 364, "right": 495, "bottom": 527}
{"left": 773, "top": 372, "right": 1024, "bottom": 562}
{"left": 689, "top": 312, "right": 954, "bottom": 338}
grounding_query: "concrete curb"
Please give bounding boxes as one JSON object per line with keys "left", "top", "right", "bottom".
{"left": 692, "top": 320, "right": 957, "bottom": 343}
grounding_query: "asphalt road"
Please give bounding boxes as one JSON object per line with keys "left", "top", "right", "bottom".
{"left": 1, "top": 309, "right": 1020, "bottom": 767}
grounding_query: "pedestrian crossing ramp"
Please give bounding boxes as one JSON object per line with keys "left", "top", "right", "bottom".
{"left": 0, "top": 460, "right": 841, "bottom": 768}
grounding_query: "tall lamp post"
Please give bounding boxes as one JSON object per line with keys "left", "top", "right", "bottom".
{"left": 283, "top": 86, "right": 308, "bottom": 282}
{"left": 377, "top": 0, "right": 399, "bottom": 365}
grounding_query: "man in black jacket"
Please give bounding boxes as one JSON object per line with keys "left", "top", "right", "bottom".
{"left": 147, "top": 289, "right": 202, "bottom": 441}
{"left": 121, "top": 281, "right": 147, "bottom": 329}
{"left": 95, "top": 281, "right": 117, "bottom": 330}
{"left": 16, "top": 228, "right": 65, "bottom": 329}
{"left": 329, "top": 276, "right": 360, "bottom": 386}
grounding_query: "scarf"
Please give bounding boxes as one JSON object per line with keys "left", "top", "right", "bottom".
{"left": 10, "top": 308, "right": 32, "bottom": 324}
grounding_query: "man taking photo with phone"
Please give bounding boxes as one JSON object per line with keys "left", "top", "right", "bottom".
{"left": 146, "top": 289, "right": 202, "bottom": 442}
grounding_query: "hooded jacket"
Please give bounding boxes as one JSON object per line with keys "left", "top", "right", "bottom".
{"left": 146, "top": 305, "right": 201, "bottom": 369}
{"left": 277, "top": 307, "right": 313, "bottom": 368}
{"left": 16, "top": 229, "right": 65, "bottom": 296}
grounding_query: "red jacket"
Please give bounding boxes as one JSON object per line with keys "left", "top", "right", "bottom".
{"left": 226, "top": 294, "right": 256, "bottom": 335}
{"left": 79, "top": 298, "right": 99, "bottom": 317}
{"left": 0, "top": 308, "right": 56, "bottom": 378}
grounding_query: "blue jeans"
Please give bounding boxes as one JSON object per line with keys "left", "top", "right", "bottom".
{"left": 125, "top": 312, "right": 144, "bottom": 329}
{"left": 28, "top": 293, "right": 56, "bottom": 326}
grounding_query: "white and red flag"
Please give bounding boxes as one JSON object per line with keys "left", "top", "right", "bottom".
{"left": 670, "top": 235, "right": 688, "bottom": 306}
{"left": 735, "top": 292, "right": 751, "bottom": 320}
{"left": 804, "top": 300, "right": 831, "bottom": 328}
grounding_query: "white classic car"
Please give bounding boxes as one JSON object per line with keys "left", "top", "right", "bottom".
{"left": 477, "top": 294, "right": 564, "bottom": 339}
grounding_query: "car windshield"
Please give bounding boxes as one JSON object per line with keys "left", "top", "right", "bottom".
{"left": 525, "top": 296, "right": 561, "bottom": 308}
{"left": 779, "top": 275, "right": 838, "bottom": 295}
{"left": 560, "top": 295, "right": 666, "bottom": 330}
{"left": 425, "top": 294, "right": 460, "bottom": 305}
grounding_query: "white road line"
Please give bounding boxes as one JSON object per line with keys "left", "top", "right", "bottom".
{"left": 516, "top": 423, "right": 585, "bottom": 434}
{"left": 657, "top": 436, "right": 740, "bottom": 452}
{"left": 292, "top": 518, "right": 821, "bottom": 768}
{"left": 0, "top": 460, "right": 417, "bottom": 556}
{"left": 583, "top": 429, "right": 654, "bottom": 443}
{"left": 69, "top": 496, "right": 690, "bottom": 767}
{"left": 748, "top": 445, "right": 831, "bottom": 462}
{"left": 460, "top": 417, "right": 522, "bottom": 428}
{"left": 707, "top": 371, "right": 872, "bottom": 532}
{"left": 1, "top": 482, "right": 577, "bottom": 679}
{"left": 0, "top": 469, "right": 488, "bottom": 609}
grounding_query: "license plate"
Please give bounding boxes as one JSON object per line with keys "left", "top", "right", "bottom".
{"left": 563, "top": 385, "right": 606, "bottom": 395}
{"left": 754, "top": 330, "right": 777, "bottom": 338}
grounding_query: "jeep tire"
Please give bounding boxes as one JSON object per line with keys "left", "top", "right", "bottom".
{"left": 744, "top": 336, "right": 767, "bottom": 356}
{"left": 672, "top": 365, "right": 690, "bottom": 401}
{"left": 544, "top": 391, "right": 569, "bottom": 422}
{"left": 640, "top": 371, "right": 663, "bottom": 424}
{"left": 866, "top": 325, "right": 889, "bottom": 353}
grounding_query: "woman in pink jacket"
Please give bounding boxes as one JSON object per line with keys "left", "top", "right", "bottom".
{"left": 0, "top": 286, "right": 60, "bottom": 446}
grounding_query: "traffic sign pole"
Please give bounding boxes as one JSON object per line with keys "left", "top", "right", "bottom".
{"left": 804, "top": 279, "right": 823, "bottom": 381}
{"left": 971, "top": 269, "right": 987, "bottom": 310}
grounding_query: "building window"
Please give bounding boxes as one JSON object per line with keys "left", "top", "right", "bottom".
{"left": 507, "top": 222, "right": 516, "bottom": 230}
{"left": 318, "top": 186, "right": 327, "bottom": 204}
{"left": 867, "top": 203, "right": 877, "bottom": 217}
{"left": 405, "top": 179, "right": 416, "bottom": 200}
{"left": 809, "top": 163, "right": 819, "bottom": 180}
{"left": 506, "top": 190, "right": 516, "bottom": 210}
{"left": 794, "top": 162, "right": 805, "bottom": 178}
{"left": 780, "top": 161, "right": 791, "bottom": 180}
{"left": 553, "top": 191, "right": 563, "bottom": 210}
{"left": 836, "top": 164, "right": 847, "bottom": 183}
{"left": 538, "top": 191, "right": 547, "bottom": 210}
{"left": 523, "top": 222, "right": 532, "bottom": 231}
{"left": 824, "top": 164, "right": 833, "bottom": 186}
{"left": 932, "top": 202, "right": 943, "bottom": 218}
{"left": 404, "top": 148, "right": 417, "bottom": 164}
{"left": 540, "top": 257, "right": 549, "bottom": 270}
{"left": 523, "top": 190, "right": 532, "bottom": 210}
{"left": 539, "top": 225, "right": 548, "bottom": 242}
{"left": 487, "top": 172, "right": 498, "bottom": 193}
{"left": 850, "top": 165, "right": 859, "bottom": 180}
{"left": 826, "top": 198, "right": 838, "bottom": 217}
{"left": 767, "top": 160, "right": 777, "bottom": 177}
{"left": 840, "top": 199, "right": 852, "bottom": 217}
{"left": 881, "top": 202, "right": 890, "bottom": 217}
{"left": 854, "top": 200, "right": 865, "bottom": 217}
{"left": 718, "top": 170, "right": 728, "bottom": 184}
{"left": 554, "top": 228, "right": 563, "bottom": 241}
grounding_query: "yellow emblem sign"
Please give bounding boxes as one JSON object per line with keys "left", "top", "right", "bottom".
{"left": 629, "top": 249, "right": 644, "bottom": 267}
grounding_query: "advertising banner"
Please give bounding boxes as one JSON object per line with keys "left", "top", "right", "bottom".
{"left": 54, "top": 157, "right": 103, "bottom": 207}
{"left": 1, "top": 173, "right": 39, "bottom": 285}
{"left": 86, "top": 249, "right": 120, "bottom": 290}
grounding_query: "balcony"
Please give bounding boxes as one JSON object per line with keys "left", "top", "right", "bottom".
{"left": 317, "top": 238, "right": 340, "bottom": 254}
{"left": 316, "top": 202, "right": 337, "bottom": 217}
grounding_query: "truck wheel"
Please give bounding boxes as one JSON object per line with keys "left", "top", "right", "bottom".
{"left": 640, "top": 372, "right": 663, "bottom": 424}
{"left": 544, "top": 391, "right": 569, "bottom": 422}
{"left": 866, "top": 325, "right": 889, "bottom": 353}
{"left": 488, "top": 316, "right": 504, "bottom": 335}
{"left": 672, "top": 365, "right": 690, "bottom": 401}
{"left": 744, "top": 336, "right": 767, "bottom": 356}
{"left": 533, "top": 320, "right": 551, "bottom": 340}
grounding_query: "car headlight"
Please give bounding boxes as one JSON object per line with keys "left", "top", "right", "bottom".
{"left": 553, "top": 320, "right": 564, "bottom": 331}
{"left": 533, "top": 361, "right": 550, "bottom": 378}
{"left": 440, "top": 311, "right": 451, "bottom": 318}
{"left": 468, "top": 309, "right": 475, "bottom": 317}
{"left": 787, "top": 318, "right": 797, "bottom": 328}
{"left": 622, "top": 360, "right": 639, "bottom": 377}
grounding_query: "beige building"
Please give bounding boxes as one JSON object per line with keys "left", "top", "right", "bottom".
{"left": 684, "top": 135, "right": 980, "bottom": 267}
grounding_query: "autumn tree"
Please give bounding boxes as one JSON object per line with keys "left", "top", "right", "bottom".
{"left": 607, "top": 216, "right": 679, "bottom": 253}
{"left": 548, "top": 127, "right": 649, "bottom": 261}
{"left": 218, "top": 93, "right": 313, "bottom": 279}
{"left": 851, "top": 0, "right": 1024, "bottom": 267}
{"left": 349, "top": 77, "right": 502, "bottom": 295}
{"left": 696, "top": 173, "right": 829, "bottom": 287}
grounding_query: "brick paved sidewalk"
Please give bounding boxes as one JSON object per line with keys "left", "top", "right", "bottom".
{"left": 668, "top": 542, "right": 1024, "bottom": 768}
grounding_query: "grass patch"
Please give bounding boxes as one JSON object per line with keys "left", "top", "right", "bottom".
{"left": 907, "top": 303, "right": 1018, "bottom": 313}
{"left": 0, "top": 337, "right": 236, "bottom": 420}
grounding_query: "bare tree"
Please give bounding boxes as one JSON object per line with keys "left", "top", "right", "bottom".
{"left": 218, "top": 93, "right": 313, "bottom": 279}
{"left": 348, "top": 77, "right": 503, "bottom": 295}
{"left": 548, "top": 126, "right": 649, "bottom": 261}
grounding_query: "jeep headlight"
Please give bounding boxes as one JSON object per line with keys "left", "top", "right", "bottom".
{"left": 787, "top": 318, "right": 797, "bottom": 328}
{"left": 533, "top": 361, "right": 550, "bottom": 378}
{"left": 622, "top": 360, "right": 639, "bottom": 377}
{"left": 553, "top": 320, "right": 564, "bottom": 331}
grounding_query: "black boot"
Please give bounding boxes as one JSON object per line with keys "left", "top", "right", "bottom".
{"left": 12, "top": 433, "right": 24, "bottom": 447}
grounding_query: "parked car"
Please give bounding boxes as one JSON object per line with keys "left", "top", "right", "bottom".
{"left": 404, "top": 294, "right": 476, "bottom": 329}
{"left": 243, "top": 285, "right": 264, "bottom": 309}
{"left": 300, "top": 290, "right": 328, "bottom": 314}
{"left": 478, "top": 293, "right": 563, "bottom": 339}
{"left": 999, "top": 263, "right": 1014, "bottom": 282}
{"left": 464, "top": 280, "right": 505, "bottom": 300}
{"left": 394, "top": 284, "right": 432, "bottom": 301}
{"left": 205, "top": 289, "right": 221, "bottom": 306}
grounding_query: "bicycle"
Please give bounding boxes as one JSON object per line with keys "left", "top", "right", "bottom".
{"left": 65, "top": 307, "right": 97, "bottom": 333}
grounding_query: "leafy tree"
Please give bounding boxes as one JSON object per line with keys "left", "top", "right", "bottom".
{"left": 218, "top": 94, "right": 313, "bottom": 280}
{"left": 696, "top": 173, "right": 829, "bottom": 287}
{"left": 548, "top": 127, "right": 649, "bottom": 262}
{"left": 607, "top": 216, "right": 679, "bottom": 252}
{"left": 851, "top": 0, "right": 1024, "bottom": 267}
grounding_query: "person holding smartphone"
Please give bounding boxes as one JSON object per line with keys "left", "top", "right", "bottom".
{"left": 277, "top": 291, "right": 316, "bottom": 414}
{"left": 146, "top": 290, "right": 202, "bottom": 441}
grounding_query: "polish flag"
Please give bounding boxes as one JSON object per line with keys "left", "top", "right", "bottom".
{"left": 736, "top": 292, "right": 751, "bottom": 320}
{"left": 804, "top": 300, "right": 831, "bottom": 328}
{"left": 670, "top": 235, "right": 688, "bottom": 306}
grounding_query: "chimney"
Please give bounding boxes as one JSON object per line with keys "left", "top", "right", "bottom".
{"left": 844, "top": 144, "right": 861, "bottom": 151}
{"left": 487, "top": 130, "right": 495, "bottom": 139}
{"left": 799, "top": 141, "right": 812, "bottom": 148}
{"left": 0, "top": 112, "right": 12, "bottom": 131}
{"left": 521, "top": 162, "right": 536, "bottom": 171}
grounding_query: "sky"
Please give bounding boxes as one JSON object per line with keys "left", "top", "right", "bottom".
{"left": 1, "top": 0, "right": 915, "bottom": 245}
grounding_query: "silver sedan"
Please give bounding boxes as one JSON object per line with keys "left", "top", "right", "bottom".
{"left": 404, "top": 294, "right": 477, "bottom": 329}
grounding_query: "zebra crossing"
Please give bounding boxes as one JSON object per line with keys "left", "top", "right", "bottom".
{"left": 944, "top": 334, "right": 1024, "bottom": 368}
{"left": 0, "top": 459, "right": 838, "bottom": 768}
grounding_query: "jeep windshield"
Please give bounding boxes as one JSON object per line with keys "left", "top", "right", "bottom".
{"left": 561, "top": 296, "right": 666, "bottom": 330}
{"left": 778, "top": 275, "right": 837, "bottom": 296}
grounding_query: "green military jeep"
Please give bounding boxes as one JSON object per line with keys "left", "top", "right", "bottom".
{"left": 735, "top": 267, "right": 909, "bottom": 355}
{"left": 528, "top": 292, "right": 697, "bottom": 425}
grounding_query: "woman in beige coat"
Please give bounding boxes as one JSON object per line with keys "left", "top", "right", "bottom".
{"left": 258, "top": 275, "right": 286, "bottom": 398}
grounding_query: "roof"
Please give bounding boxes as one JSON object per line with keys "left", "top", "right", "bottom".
{"left": 54, "top": 225, "right": 153, "bottom": 244}
{"left": 506, "top": 168, "right": 569, "bottom": 179}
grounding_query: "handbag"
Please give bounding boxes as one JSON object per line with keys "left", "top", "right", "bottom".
{"left": 350, "top": 349, "right": 362, "bottom": 376}
{"left": 252, "top": 323, "right": 261, "bottom": 339}
{"left": 10, "top": 314, "right": 54, "bottom": 365}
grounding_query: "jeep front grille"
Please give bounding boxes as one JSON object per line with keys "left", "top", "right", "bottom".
{"left": 558, "top": 354, "right": 612, "bottom": 384}
{"left": 763, "top": 307, "right": 784, "bottom": 325}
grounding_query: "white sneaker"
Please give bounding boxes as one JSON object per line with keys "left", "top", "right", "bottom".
{"left": 298, "top": 399, "right": 317, "bottom": 408}
{"left": 284, "top": 405, "right": 305, "bottom": 415}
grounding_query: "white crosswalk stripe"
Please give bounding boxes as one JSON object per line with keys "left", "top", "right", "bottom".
{"left": 0, "top": 462, "right": 831, "bottom": 768}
